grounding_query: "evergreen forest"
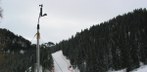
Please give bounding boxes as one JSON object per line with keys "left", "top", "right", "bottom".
{"left": 0, "top": 28, "right": 53, "bottom": 72}
{"left": 54, "top": 8, "right": 147, "bottom": 72}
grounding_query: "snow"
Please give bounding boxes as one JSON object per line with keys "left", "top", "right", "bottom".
{"left": 131, "top": 65, "right": 147, "bottom": 72}
{"left": 108, "top": 65, "right": 147, "bottom": 72}
{"left": 20, "top": 49, "right": 25, "bottom": 54}
{"left": 107, "top": 69, "right": 126, "bottom": 72}
{"left": 52, "top": 50, "right": 80, "bottom": 72}
{"left": 25, "top": 64, "right": 43, "bottom": 72}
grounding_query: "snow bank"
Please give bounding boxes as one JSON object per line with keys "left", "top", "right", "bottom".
{"left": 107, "top": 69, "right": 126, "bottom": 72}
{"left": 108, "top": 65, "right": 147, "bottom": 72}
{"left": 131, "top": 65, "right": 147, "bottom": 72}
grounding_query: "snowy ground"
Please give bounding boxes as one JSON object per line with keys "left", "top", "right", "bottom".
{"left": 108, "top": 69, "right": 126, "bottom": 72}
{"left": 108, "top": 65, "right": 147, "bottom": 72}
{"left": 52, "top": 50, "right": 80, "bottom": 72}
{"left": 131, "top": 65, "right": 147, "bottom": 72}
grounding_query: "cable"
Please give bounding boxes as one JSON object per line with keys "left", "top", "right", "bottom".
{"left": 52, "top": 56, "right": 64, "bottom": 72}
{"left": 40, "top": 34, "right": 46, "bottom": 44}
{"left": 61, "top": 54, "right": 75, "bottom": 71}
{"left": 30, "top": 33, "right": 37, "bottom": 43}
{"left": 62, "top": 55, "right": 71, "bottom": 66}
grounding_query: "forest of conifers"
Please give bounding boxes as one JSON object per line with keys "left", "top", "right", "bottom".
{"left": 0, "top": 29, "right": 53, "bottom": 72}
{"left": 54, "top": 8, "right": 147, "bottom": 72}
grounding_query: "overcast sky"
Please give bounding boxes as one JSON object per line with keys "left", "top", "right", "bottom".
{"left": 0, "top": 0, "right": 147, "bottom": 43}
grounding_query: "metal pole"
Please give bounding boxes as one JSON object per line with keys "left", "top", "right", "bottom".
{"left": 36, "top": 23, "right": 40, "bottom": 72}
{"left": 36, "top": 5, "right": 41, "bottom": 72}
{"left": 36, "top": 4, "right": 47, "bottom": 72}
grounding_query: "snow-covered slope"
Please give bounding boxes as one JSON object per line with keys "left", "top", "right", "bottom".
{"left": 52, "top": 50, "right": 80, "bottom": 72}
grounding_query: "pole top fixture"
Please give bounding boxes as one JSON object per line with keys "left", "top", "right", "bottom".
{"left": 39, "top": 4, "right": 47, "bottom": 17}
{"left": 39, "top": 4, "right": 43, "bottom": 7}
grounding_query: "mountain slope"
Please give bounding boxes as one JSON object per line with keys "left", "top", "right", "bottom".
{"left": 54, "top": 8, "right": 147, "bottom": 72}
{"left": 0, "top": 28, "right": 34, "bottom": 71}
{"left": 0, "top": 28, "right": 53, "bottom": 72}
{"left": 0, "top": 28, "right": 31, "bottom": 52}
{"left": 52, "top": 50, "right": 80, "bottom": 72}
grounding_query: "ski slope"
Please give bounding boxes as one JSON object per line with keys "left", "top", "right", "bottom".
{"left": 52, "top": 50, "right": 80, "bottom": 72}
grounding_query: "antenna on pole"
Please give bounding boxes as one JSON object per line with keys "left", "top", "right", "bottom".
{"left": 36, "top": 4, "right": 47, "bottom": 72}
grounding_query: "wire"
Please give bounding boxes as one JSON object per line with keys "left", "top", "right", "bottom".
{"left": 30, "top": 32, "right": 45, "bottom": 44}
{"left": 30, "top": 33, "right": 37, "bottom": 44}
{"left": 40, "top": 34, "right": 46, "bottom": 44}
{"left": 62, "top": 55, "right": 70, "bottom": 66}
{"left": 52, "top": 56, "right": 64, "bottom": 72}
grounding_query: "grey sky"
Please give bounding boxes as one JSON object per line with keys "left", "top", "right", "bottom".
{"left": 1, "top": 0, "right": 147, "bottom": 43}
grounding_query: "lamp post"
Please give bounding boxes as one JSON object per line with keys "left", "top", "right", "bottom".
{"left": 36, "top": 4, "right": 47, "bottom": 72}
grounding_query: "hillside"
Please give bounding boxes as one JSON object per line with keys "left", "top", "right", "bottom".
{"left": 0, "top": 28, "right": 53, "bottom": 72}
{"left": 54, "top": 8, "right": 147, "bottom": 72}
{"left": 0, "top": 28, "right": 31, "bottom": 52}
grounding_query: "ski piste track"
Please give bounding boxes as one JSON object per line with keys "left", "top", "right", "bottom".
{"left": 52, "top": 50, "right": 80, "bottom": 72}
